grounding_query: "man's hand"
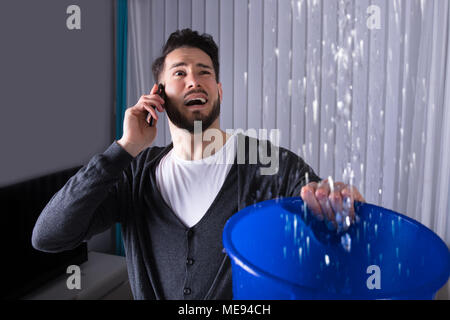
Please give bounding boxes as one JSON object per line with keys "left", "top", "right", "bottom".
{"left": 300, "top": 179, "right": 365, "bottom": 232}
{"left": 117, "top": 84, "right": 165, "bottom": 157}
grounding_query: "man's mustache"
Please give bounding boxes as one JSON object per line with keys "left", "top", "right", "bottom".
{"left": 183, "top": 88, "right": 208, "bottom": 99}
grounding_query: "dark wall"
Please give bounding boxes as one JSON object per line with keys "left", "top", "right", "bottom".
{"left": 0, "top": 0, "right": 116, "bottom": 254}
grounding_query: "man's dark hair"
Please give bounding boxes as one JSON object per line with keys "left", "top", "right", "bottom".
{"left": 151, "top": 29, "right": 220, "bottom": 83}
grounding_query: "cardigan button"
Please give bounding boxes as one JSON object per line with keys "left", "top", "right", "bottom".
{"left": 183, "top": 287, "right": 191, "bottom": 295}
{"left": 186, "top": 258, "right": 194, "bottom": 265}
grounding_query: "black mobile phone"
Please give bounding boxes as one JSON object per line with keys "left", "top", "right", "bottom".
{"left": 148, "top": 83, "right": 165, "bottom": 127}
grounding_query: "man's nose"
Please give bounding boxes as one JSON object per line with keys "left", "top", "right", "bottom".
{"left": 186, "top": 73, "right": 201, "bottom": 89}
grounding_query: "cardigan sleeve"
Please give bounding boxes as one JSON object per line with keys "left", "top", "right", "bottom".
{"left": 32, "top": 141, "right": 134, "bottom": 253}
{"left": 278, "top": 147, "right": 322, "bottom": 198}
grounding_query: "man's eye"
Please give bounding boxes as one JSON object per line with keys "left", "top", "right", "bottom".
{"left": 200, "top": 70, "right": 211, "bottom": 75}
{"left": 174, "top": 71, "right": 185, "bottom": 76}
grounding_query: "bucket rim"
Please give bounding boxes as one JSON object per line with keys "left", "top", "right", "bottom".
{"left": 222, "top": 197, "right": 450, "bottom": 299}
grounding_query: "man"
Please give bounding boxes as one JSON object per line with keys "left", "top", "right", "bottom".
{"left": 32, "top": 29, "right": 365, "bottom": 300}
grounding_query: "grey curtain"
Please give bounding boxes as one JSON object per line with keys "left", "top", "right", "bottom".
{"left": 127, "top": 0, "right": 450, "bottom": 298}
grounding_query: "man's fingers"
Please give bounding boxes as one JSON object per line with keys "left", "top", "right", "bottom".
{"left": 329, "top": 182, "right": 345, "bottom": 216}
{"left": 142, "top": 97, "right": 164, "bottom": 112}
{"left": 150, "top": 83, "right": 158, "bottom": 94}
{"left": 133, "top": 103, "right": 159, "bottom": 122}
{"left": 300, "top": 182, "right": 324, "bottom": 220}
{"left": 144, "top": 104, "right": 158, "bottom": 121}
{"left": 315, "top": 181, "right": 334, "bottom": 224}
{"left": 341, "top": 186, "right": 364, "bottom": 222}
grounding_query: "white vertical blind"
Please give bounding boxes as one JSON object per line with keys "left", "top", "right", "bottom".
{"left": 127, "top": 0, "right": 450, "bottom": 252}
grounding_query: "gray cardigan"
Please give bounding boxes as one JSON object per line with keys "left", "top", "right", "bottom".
{"left": 32, "top": 134, "right": 320, "bottom": 300}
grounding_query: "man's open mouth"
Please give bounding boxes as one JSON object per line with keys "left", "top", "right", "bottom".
{"left": 184, "top": 97, "right": 208, "bottom": 107}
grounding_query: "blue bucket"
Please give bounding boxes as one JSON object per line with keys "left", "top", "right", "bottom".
{"left": 223, "top": 197, "right": 450, "bottom": 299}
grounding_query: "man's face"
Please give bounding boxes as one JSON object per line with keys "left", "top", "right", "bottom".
{"left": 160, "top": 47, "right": 222, "bottom": 133}
{"left": 160, "top": 48, "right": 222, "bottom": 133}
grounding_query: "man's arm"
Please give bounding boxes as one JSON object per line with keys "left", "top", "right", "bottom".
{"left": 282, "top": 149, "right": 322, "bottom": 198}
{"left": 31, "top": 141, "right": 134, "bottom": 253}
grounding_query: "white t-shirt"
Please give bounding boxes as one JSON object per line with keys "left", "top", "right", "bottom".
{"left": 155, "top": 133, "right": 237, "bottom": 228}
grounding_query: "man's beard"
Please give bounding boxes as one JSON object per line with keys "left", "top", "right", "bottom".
{"left": 164, "top": 94, "right": 220, "bottom": 133}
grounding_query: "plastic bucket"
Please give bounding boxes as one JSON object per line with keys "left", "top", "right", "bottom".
{"left": 222, "top": 197, "right": 450, "bottom": 299}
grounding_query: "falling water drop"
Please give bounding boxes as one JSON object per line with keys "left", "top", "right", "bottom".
{"left": 306, "top": 236, "right": 310, "bottom": 254}
{"left": 297, "top": 0, "right": 303, "bottom": 18}
{"left": 341, "top": 233, "right": 351, "bottom": 252}
{"left": 293, "top": 215, "right": 298, "bottom": 242}
{"left": 345, "top": 215, "right": 351, "bottom": 229}
{"left": 328, "top": 176, "right": 335, "bottom": 193}
{"left": 324, "top": 254, "right": 330, "bottom": 266}
{"left": 313, "top": 100, "right": 318, "bottom": 124}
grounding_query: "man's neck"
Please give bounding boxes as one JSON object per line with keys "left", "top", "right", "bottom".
{"left": 168, "top": 120, "right": 230, "bottom": 161}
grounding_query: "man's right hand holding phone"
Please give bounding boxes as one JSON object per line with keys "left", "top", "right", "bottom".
{"left": 117, "top": 83, "right": 165, "bottom": 157}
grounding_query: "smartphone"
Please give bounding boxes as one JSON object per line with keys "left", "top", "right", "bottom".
{"left": 148, "top": 83, "right": 165, "bottom": 127}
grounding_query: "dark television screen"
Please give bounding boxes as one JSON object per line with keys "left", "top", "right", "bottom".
{"left": 0, "top": 166, "right": 88, "bottom": 300}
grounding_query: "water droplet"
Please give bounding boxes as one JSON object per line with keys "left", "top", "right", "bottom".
{"left": 324, "top": 254, "right": 330, "bottom": 266}
{"left": 327, "top": 176, "right": 335, "bottom": 193}
{"left": 283, "top": 246, "right": 287, "bottom": 258}
{"left": 306, "top": 236, "right": 310, "bottom": 254}
{"left": 313, "top": 100, "right": 318, "bottom": 124}
{"left": 293, "top": 215, "right": 298, "bottom": 241}
{"left": 345, "top": 216, "right": 351, "bottom": 228}
{"left": 341, "top": 233, "right": 351, "bottom": 252}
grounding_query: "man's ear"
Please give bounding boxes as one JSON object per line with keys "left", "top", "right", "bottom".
{"left": 218, "top": 82, "right": 223, "bottom": 103}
